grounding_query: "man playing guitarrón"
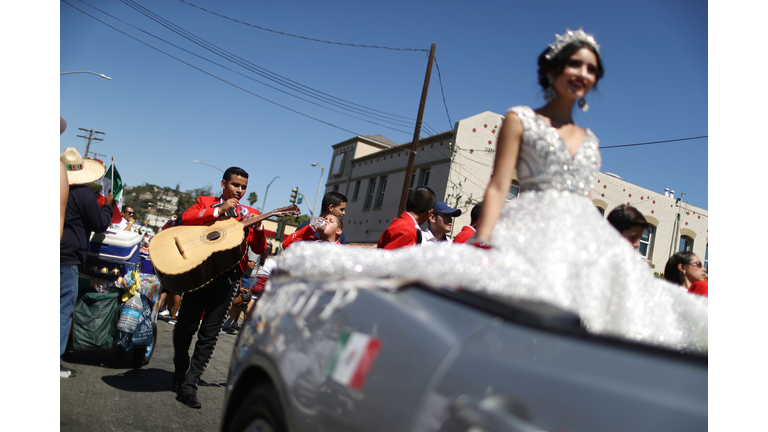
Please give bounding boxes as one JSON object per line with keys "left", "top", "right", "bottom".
{"left": 172, "top": 167, "right": 267, "bottom": 409}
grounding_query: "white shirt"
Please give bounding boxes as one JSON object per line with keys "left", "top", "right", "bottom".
{"left": 421, "top": 228, "right": 453, "bottom": 244}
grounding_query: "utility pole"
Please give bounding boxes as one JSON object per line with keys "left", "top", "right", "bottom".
{"left": 77, "top": 128, "right": 105, "bottom": 158}
{"left": 398, "top": 43, "right": 436, "bottom": 215}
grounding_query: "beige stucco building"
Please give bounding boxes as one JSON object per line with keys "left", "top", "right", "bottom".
{"left": 321, "top": 111, "right": 708, "bottom": 271}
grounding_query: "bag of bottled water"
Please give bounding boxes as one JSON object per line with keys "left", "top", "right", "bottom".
{"left": 117, "top": 294, "right": 143, "bottom": 333}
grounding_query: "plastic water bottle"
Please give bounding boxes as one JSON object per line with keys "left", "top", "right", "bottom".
{"left": 117, "top": 294, "right": 143, "bottom": 333}
{"left": 237, "top": 205, "right": 250, "bottom": 219}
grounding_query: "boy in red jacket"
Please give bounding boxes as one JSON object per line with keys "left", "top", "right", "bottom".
{"left": 377, "top": 187, "right": 435, "bottom": 249}
{"left": 282, "top": 214, "right": 343, "bottom": 249}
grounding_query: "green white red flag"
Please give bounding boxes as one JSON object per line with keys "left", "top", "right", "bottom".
{"left": 327, "top": 330, "right": 382, "bottom": 390}
{"left": 98, "top": 162, "right": 123, "bottom": 224}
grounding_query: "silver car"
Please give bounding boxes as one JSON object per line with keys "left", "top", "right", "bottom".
{"left": 221, "top": 276, "right": 707, "bottom": 432}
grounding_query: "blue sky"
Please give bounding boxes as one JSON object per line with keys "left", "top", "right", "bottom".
{"left": 59, "top": 0, "right": 708, "bottom": 212}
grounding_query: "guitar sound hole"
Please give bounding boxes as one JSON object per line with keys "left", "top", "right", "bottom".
{"left": 206, "top": 231, "right": 222, "bottom": 241}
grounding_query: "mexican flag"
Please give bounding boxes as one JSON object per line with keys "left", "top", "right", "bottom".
{"left": 327, "top": 330, "right": 382, "bottom": 390}
{"left": 98, "top": 163, "right": 124, "bottom": 224}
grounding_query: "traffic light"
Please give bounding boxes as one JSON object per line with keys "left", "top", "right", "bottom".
{"left": 290, "top": 187, "right": 298, "bottom": 204}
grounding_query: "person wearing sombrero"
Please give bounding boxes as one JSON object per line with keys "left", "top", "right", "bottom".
{"left": 60, "top": 147, "right": 114, "bottom": 378}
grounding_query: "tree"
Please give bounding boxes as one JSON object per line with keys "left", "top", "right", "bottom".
{"left": 248, "top": 192, "right": 258, "bottom": 206}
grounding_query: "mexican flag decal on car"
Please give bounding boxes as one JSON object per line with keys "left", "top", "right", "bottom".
{"left": 327, "top": 329, "right": 382, "bottom": 390}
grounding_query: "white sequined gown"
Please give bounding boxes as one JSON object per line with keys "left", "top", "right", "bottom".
{"left": 276, "top": 106, "right": 708, "bottom": 352}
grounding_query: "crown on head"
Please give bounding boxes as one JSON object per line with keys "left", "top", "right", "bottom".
{"left": 544, "top": 28, "right": 601, "bottom": 61}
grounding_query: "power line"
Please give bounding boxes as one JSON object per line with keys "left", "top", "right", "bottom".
{"left": 81, "top": 0, "right": 428, "bottom": 135}
{"left": 601, "top": 135, "right": 707, "bottom": 149}
{"left": 178, "top": 0, "right": 430, "bottom": 52}
{"left": 434, "top": 57, "right": 453, "bottom": 132}
{"left": 63, "top": 0, "right": 363, "bottom": 136}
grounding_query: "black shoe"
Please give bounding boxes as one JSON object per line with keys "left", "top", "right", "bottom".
{"left": 176, "top": 392, "right": 202, "bottom": 409}
{"left": 172, "top": 375, "right": 183, "bottom": 393}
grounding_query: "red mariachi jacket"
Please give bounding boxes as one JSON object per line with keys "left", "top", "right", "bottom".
{"left": 377, "top": 212, "right": 420, "bottom": 250}
{"left": 452, "top": 225, "right": 476, "bottom": 244}
{"left": 182, "top": 196, "right": 267, "bottom": 274}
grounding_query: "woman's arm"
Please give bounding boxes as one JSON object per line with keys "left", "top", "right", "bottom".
{"left": 474, "top": 111, "right": 523, "bottom": 244}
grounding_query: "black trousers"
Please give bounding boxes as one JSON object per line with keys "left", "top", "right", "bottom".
{"left": 173, "top": 271, "right": 239, "bottom": 395}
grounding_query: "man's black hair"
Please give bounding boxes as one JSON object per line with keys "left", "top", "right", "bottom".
{"left": 406, "top": 186, "right": 436, "bottom": 214}
{"left": 470, "top": 203, "right": 482, "bottom": 225}
{"left": 223, "top": 167, "right": 249, "bottom": 181}
{"left": 322, "top": 191, "right": 347, "bottom": 212}
{"left": 607, "top": 204, "right": 648, "bottom": 233}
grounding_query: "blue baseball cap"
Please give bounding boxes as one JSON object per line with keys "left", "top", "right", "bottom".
{"left": 433, "top": 201, "right": 461, "bottom": 217}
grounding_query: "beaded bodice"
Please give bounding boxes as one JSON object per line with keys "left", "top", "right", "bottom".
{"left": 510, "top": 106, "right": 600, "bottom": 197}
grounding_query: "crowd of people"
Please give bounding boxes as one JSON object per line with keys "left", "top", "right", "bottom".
{"left": 60, "top": 28, "right": 707, "bottom": 410}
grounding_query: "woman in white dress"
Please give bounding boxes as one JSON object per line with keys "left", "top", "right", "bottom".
{"left": 275, "top": 29, "right": 707, "bottom": 352}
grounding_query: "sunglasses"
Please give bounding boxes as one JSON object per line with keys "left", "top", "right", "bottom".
{"left": 686, "top": 261, "right": 703, "bottom": 269}
{"left": 125, "top": 211, "right": 135, "bottom": 215}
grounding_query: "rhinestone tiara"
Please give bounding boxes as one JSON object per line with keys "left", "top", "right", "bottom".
{"left": 544, "top": 28, "right": 601, "bottom": 61}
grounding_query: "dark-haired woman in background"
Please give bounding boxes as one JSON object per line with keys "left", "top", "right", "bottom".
{"left": 664, "top": 251, "right": 708, "bottom": 297}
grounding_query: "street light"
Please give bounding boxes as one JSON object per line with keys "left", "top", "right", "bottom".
{"left": 192, "top": 160, "right": 224, "bottom": 173}
{"left": 311, "top": 163, "right": 325, "bottom": 218}
{"left": 261, "top": 175, "right": 281, "bottom": 213}
{"left": 60, "top": 71, "right": 112, "bottom": 80}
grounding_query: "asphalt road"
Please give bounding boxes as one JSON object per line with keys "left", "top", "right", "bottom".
{"left": 60, "top": 316, "right": 239, "bottom": 432}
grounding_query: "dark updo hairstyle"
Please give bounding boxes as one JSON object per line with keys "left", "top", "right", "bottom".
{"left": 607, "top": 204, "right": 648, "bottom": 233}
{"left": 663, "top": 251, "right": 696, "bottom": 286}
{"left": 537, "top": 39, "right": 604, "bottom": 93}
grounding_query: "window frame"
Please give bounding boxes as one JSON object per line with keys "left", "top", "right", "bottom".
{"left": 679, "top": 235, "right": 694, "bottom": 253}
{"left": 638, "top": 225, "right": 655, "bottom": 260}
{"left": 364, "top": 178, "right": 377, "bottom": 209}
{"left": 375, "top": 177, "right": 387, "bottom": 208}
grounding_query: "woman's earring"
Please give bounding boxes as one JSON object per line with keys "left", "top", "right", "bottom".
{"left": 544, "top": 87, "right": 556, "bottom": 102}
{"left": 544, "top": 76, "right": 556, "bottom": 102}
{"left": 578, "top": 97, "right": 589, "bottom": 112}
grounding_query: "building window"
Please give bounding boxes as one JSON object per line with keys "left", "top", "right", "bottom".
{"left": 679, "top": 235, "right": 693, "bottom": 253}
{"left": 364, "top": 178, "right": 377, "bottom": 209}
{"left": 409, "top": 173, "right": 416, "bottom": 191}
{"left": 333, "top": 184, "right": 339, "bottom": 193}
{"left": 704, "top": 244, "right": 708, "bottom": 272}
{"left": 375, "top": 177, "right": 387, "bottom": 208}
{"left": 639, "top": 226, "right": 655, "bottom": 259}
{"left": 421, "top": 169, "right": 431, "bottom": 186}
{"left": 330, "top": 152, "right": 346, "bottom": 176}
{"left": 352, "top": 180, "right": 361, "bottom": 200}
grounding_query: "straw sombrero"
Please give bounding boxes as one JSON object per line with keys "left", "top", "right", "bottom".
{"left": 60, "top": 147, "right": 106, "bottom": 185}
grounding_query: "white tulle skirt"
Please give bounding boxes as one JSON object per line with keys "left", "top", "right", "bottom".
{"left": 275, "top": 189, "right": 708, "bottom": 353}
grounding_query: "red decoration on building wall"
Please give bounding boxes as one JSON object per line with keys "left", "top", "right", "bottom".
{"left": 653, "top": 200, "right": 655, "bottom": 204}
{"left": 603, "top": 185, "right": 607, "bottom": 189}
{"left": 628, "top": 193, "right": 632, "bottom": 197}
{"left": 685, "top": 222, "right": 688, "bottom": 226}
{"left": 627, "top": 202, "right": 630, "bottom": 205}
{"left": 470, "top": 149, "right": 474, "bottom": 154}
{"left": 651, "top": 210, "right": 654, "bottom": 214}
{"left": 601, "top": 193, "right": 604, "bottom": 197}
{"left": 488, "top": 140, "right": 492, "bottom": 145}
{"left": 472, "top": 128, "right": 476, "bottom": 133}
{"left": 698, "top": 216, "right": 700, "bottom": 219}
{"left": 641, "top": 196, "right": 644, "bottom": 200}
{"left": 484, "top": 124, "right": 488, "bottom": 128}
